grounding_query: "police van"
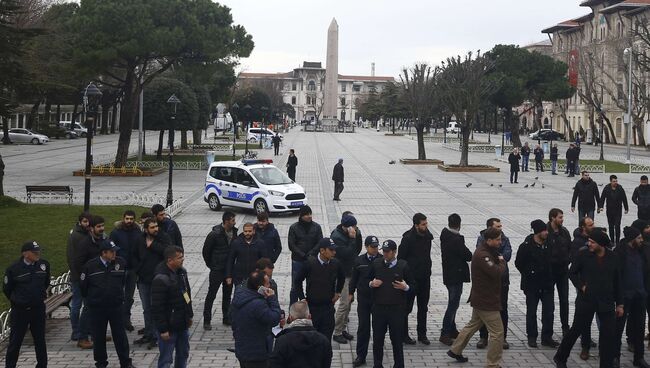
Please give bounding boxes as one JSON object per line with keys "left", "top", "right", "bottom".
{"left": 204, "top": 159, "right": 307, "bottom": 214}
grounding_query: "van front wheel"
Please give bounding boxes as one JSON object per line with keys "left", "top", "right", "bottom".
{"left": 254, "top": 199, "right": 268, "bottom": 215}
{"left": 208, "top": 194, "right": 222, "bottom": 211}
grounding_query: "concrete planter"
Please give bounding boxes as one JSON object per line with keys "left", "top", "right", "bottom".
{"left": 437, "top": 164, "right": 500, "bottom": 172}
{"left": 399, "top": 159, "right": 444, "bottom": 165}
{"left": 73, "top": 167, "right": 166, "bottom": 177}
{"left": 384, "top": 133, "right": 405, "bottom": 136}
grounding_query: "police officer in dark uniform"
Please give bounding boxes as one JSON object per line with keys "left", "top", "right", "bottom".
{"left": 369, "top": 240, "right": 415, "bottom": 368}
{"left": 81, "top": 240, "right": 135, "bottom": 368}
{"left": 3, "top": 241, "right": 49, "bottom": 368}
{"left": 349, "top": 235, "right": 383, "bottom": 367}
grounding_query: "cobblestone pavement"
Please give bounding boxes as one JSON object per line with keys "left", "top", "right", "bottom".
{"left": 2, "top": 128, "right": 646, "bottom": 367}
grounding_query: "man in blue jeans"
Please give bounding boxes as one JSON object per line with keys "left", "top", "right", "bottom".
{"left": 287, "top": 205, "right": 323, "bottom": 305}
{"left": 521, "top": 142, "right": 531, "bottom": 172}
{"left": 66, "top": 212, "right": 91, "bottom": 344}
{"left": 439, "top": 214, "right": 472, "bottom": 346}
{"left": 152, "top": 246, "right": 192, "bottom": 368}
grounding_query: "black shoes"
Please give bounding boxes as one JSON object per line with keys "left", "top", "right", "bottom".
{"left": 418, "top": 336, "right": 431, "bottom": 345}
{"left": 342, "top": 331, "right": 354, "bottom": 340}
{"left": 541, "top": 338, "right": 560, "bottom": 348}
{"left": 527, "top": 338, "right": 538, "bottom": 348}
{"left": 447, "top": 350, "right": 469, "bottom": 363}
{"left": 203, "top": 322, "right": 212, "bottom": 331}
{"left": 476, "top": 337, "right": 487, "bottom": 349}
{"left": 553, "top": 357, "right": 567, "bottom": 368}
{"left": 137, "top": 328, "right": 145, "bottom": 335}
{"left": 133, "top": 336, "right": 152, "bottom": 345}
{"left": 403, "top": 335, "right": 416, "bottom": 345}
{"left": 125, "top": 321, "right": 135, "bottom": 332}
{"left": 352, "top": 357, "right": 366, "bottom": 367}
{"left": 439, "top": 335, "right": 454, "bottom": 346}
{"left": 333, "top": 335, "right": 348, "bottom": 344}
{"left": 223, "top": 317, "right": 231, "bottom": 326}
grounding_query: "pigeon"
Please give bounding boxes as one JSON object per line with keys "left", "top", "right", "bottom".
{"left": 498, "top": 184, "right": 503, "bottom": 188}
{"left": 524, "top": 184, "right": 529, "bottom": 188}
{"left": 535, "top": 176, "right": 539, "bottom": 180}
{"left": 416, "top": 179, "right": 422, "bottom": 183}
{"left": 466, "top": 183, "right": 472, "bottom": 188}
{"left": 542, "top": 184, "right": 545, "bottom": 189}
{"left": 490, "top": 184, "right": 494, "bottom": 187}
{"left": 531, "top": 182, "right": 536, "bottom": 187}
{"left": 389, "top": 160, "right": 396, "bottom": 164}
{"left": 598, "top": 183, "right": 604, "bottom": 187}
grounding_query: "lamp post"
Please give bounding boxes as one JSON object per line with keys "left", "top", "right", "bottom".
{"left": 166, "top": 94, "right": 181, "bottom": 207}
{"left": 82, "top": 83, "right": 102, "bottom": 212}
{"left": 260, "top": 106, "right": 268, "bottom": 149}
{"left": 231, "top": 103, "right": 239, "bottom": 160}
{"left": 624, "top": 47, "right": 633, "bottom": 164}
{"left": 244, "top": 104, "right": 252, "bottom": 156}
{"left": 549, "top": 110, "right": 555, "bottom": 152}
{"left": 501, "top": 109, "right": 505, "bottom": 156}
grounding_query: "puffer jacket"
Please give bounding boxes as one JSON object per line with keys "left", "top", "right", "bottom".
{"left": 397, "top": 227, "right": 434, "bottom": 278}
{"left": 288, "top": 219, "right": 323, "bottom": 261}
{"left": 270, "top": 320, "right": 332, "bottom": 368}
{"left": 202, "top": 224, "right": 237, "bottom": 271}
{"left": 151, "top": 262, "right": 193, "bottom": 333}
{"left": 66, "top": 223, "right": 89, "bottom": 282}
{"left": 109, "top": 221, "right": 142, "bottom": 269}
{"left": 231, "top": 286, "right": 282, "bottom": 362}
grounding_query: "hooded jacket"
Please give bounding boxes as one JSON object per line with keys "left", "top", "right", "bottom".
{"left": 109, "top": 221, "right": 142, "bottom": 269}
{"left": 254, "top": 223, "right": 282, "bottom": 263}
{"left": 231, "top": 286, "right": 282, "bottom": 362}
{"left": 66, "top": 223, "right": 90, "bottom": 282}
{"left": 288, "top": 219, "right": 323, "bottom": 261}
{"left": 226, "top": 234, "right": 268, "bottom": 283}
{"left": 158, "top": 217, "right": 183, "bottom": 249}
{"left": 571, "top": 178, "right": 600, "bottom": 211}
{"left": 330, "top": 224, "right": 363, "bottom": 276}
{"left": 397, "top": 227, "right": 434, "bottom": 278}
{"left": 440, "top": 228, "right": 472, "bottom": 285}
{"left": 270, "top": 320, "right": 332, "bottom": 368}
{"left": 202, "top": 224, "right": 237, "bottom": 271}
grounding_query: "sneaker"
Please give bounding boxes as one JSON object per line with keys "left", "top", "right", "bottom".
{"left": 439, "top": 335, "right": 454, "bottom": 346}
{"left": 342, "top": 331, "right": 354, "bottom": 341}
{"left": 333, "top": 335, "right": 348, "bottom": 344}
{"left": 476, "top": 337, "right": 487, "bottom": 349}
{"left": 447, "top": 350, "right": 469, "bottom": 363}
{"left": 203, "top": 322, "right": 212, "bottom": 331}
{"left": 77, "top": 339, "right": 93, "bottom": 349}
{"left": 403, "top": 335, "right": 416, "bottom": 345}
{"left": 579, "top": 348, "right": 589, "bottom": 360}
{"left": 541, "top": 339, "right": 560, "bottom": 348}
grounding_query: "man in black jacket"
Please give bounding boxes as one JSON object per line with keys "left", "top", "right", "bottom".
{"left": 349, "top": 236, "right": 382, "bottom": 367}
{"left": 151, "top": 246, "right": 193, "bottom": 368}
{"left": 599, "top": 175, "right": 629, "bottom": 246}
{"left": 226, "top": 223, "right": 268, "bottom": 286}
{"left": 66, "top": 211, "right": 92, "bottom": 345}
{"left": 109, "top": 210, "right": 141, "bottom": 331}
{"left": 547, "top": 209, "right": 572, "bottom": 335}
{"left": 295, "top": 238, "right": 345, "bottom": 341}
{"left": 632, "top": 175, "right": 650, "bottom": 221}
{"left": 80, "top": 240, "right": 134, "bottom": 368}
{"left": 332, "top": 158, "right": 344, "bottom": 201}
{"left": 533, "top": 144, "right": 544, "bottom": 172}
{"left": 566, "top": 143, "right": 578, "bottom": 177}
{"left": 286, "top": 149, "right": 298, "bottom": 181}
{"left": 254, "top": 212, "right": 282, "bottom": 263}
{"left": 614, "top": 227, "right": 650, "bottom": 368}
{"left": 634, "top": 220, "right": 650, "bottom": 340}
{"left": 571, "top": 171, "right": 600, "bottom": 220}
{"left": 270, "top": 300, "right": 332, "bottom": 368}
{"left": 202, "top": 211, "right": 237, "bottom": 330}
{"left": 554, "top": 230, "right": 624, "bottom": 368}
{"left": 288, "top": 205, "right": 323, "bottom": 304}
{"left": 398, "top": 213, "right": 433, "bottom": 345}
{"left": 151, "top": 204, "right": 183, "bottom": 249}
{"left": 515, "top": 219, "right": 559, "bottom": 348}
{"left": 439, "top": 213, "right": 472, "bottom": 346}
{"left": 133, "top": 218, "right": 171, "bottom": 347}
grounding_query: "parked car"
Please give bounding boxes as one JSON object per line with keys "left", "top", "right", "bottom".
{"left": 41, "top": 124, "right": 78, "bottom": 139}
{"left": 59, "top": 121, "right": 88, "bottom": 137}
{"left": 446, "top": 121, "right": 459, "bottom": 134}
{"left": 247, "top": 127, "right": 281, "bottom": 143}
{"left": 529, "top": 129, "right": 564, "bottom": 141}
{"left": 0, "top": 128, "right": 49, "bottom": 144}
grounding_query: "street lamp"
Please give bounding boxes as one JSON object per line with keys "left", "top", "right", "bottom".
{"left": 244, "top": 104, "right": 252, "bottom": 156}
{"left": 260, "top": 106, "right": 268, "bottom": 149}
{"left": 231, "top": 103, "right": 239, "bottom": 160}
{"left": 549, "top": 110, "right": 555, "bottom": 153}
{"left": 166, "top": 94, "right": 181, "bottom": 207}
{"left": 500, "top": 109, "right": 505, "bottom": 156}
{"left": 82, "top": 82, "right": 102, "bottom": 212}
{"left": 624, "top": 47, "right": 633, "bottom": 164}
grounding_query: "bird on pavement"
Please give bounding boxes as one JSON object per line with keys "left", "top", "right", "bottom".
{"left": 498, "top": 184, "right": 503, "bottom": 188}
{"left": 531, "top": 182, "right": 536, "bottom": 187}
{"left": 416, "top": 179, "right": 422, "bottom": 183}
{"left": 490, "top": 184, "right": 494, "bottom": 187}
{"left": 389, "top": 160, "right": 396, "bottom": 164}
{"left": 535, "top": 176, "right": 539, "bottom": 180}
{"left": 542, "top": 184, "right": 545, "bottom": 189}
{"left": 524, "top": 184, "right": 529, "bottom": 188}
{"left": 466, "top": 183, "right": 472, "bottom": 188}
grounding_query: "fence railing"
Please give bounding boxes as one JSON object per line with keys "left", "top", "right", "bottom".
{"left": 540, "top": 162, "right": 606, "bottom": 173}
{"left": 630, "top": 164, "right": 650, "bottom": 173}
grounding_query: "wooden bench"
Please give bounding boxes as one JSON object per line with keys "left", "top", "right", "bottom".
{"left": 26, "top": 185, "right": 73, "bottom": 204}
{"left": 45, "top": 291, "right": 72, "bottom": 317}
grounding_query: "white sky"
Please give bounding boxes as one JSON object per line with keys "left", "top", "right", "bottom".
{"left": 218, "top": 0, "right": 587, "bottom": 77}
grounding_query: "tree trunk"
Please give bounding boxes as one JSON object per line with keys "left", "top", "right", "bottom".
{"left": 157, "top": 130, "right": 164, "bottom": 159}
{"left": 110, "top": 102, "right": 118, "bottom": 134}
{"left": 416, "top": 125, "right": 426, "bottom": 160}
{"left": 114, "top": 80, "right": 139, "bottom": 167}
{"left": 602, "top": 115, "right": 616, "bottom": 144}
{"left": 506, "top": 108, "right": 522, "bottom": 148}
{"left": 43, "top": 99, "right": 51, "bottom": 125}
{"left": 56, "top": 104, "right": 61, "bottom": 124}
{"left": 27, "top": 101, "right": 40, "bottom": 130}
{"left": 588, "top": 109, "right": 597, "bottom": 143}
{"left": 71, "top": 103, "right": 78, "bottom": 124}
{"left": 180, "top": 130, "right": 188, "bottom": 149}
{"left": 635, "top": 119, "right": 646, "bottom": 146}
{"left": 100, "top": 97, "right": 110, "bottom": 135}
{"left": 192, "top": 129, "right": 202, "bottom": 145}
{"left": 459, "top": 124, "right": 471, "bottom": 167}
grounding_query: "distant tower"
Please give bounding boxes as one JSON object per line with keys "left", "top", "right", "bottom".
{"left": 371, "top": 62, "right": 375, "bottom": 77}
{"left": 323, "top": 18, "right": 339, "bottom": 121}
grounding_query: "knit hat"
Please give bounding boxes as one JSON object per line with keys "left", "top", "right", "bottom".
{"left": 318, "top": 238, "right": 336, "bottom": 250}
{"left": 531, "top": 219, "right": 547, "bottom": 235}
{"left": 624, "top": 226, "right": 641, "bottom": 241}
{"left": 632, "top": 219, "right": 649, "bottom": 233}
{"left": 589, "top": 230, "right": 610, "bottom": 247}
{"left": 341, "top": 215, "right": 357, "bottom": 227}
{"left": 298, "top": 205, "right": 312, "bottom": 217}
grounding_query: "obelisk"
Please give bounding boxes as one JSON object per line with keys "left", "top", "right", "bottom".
{"left": 323, "top": 18, "right": 339, "bottom": 123}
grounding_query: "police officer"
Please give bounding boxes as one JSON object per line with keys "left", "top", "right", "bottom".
{"left": 349, "top": 235, "right": 382, "bottom": 367}
{"left": 3, "top": 241, "right": 49, "bottom": 368}
{"left": 81, "top": 240, "right": 135, "bottom": 368}
{"left": 369, "top": 240, "right": 414, "bottom": 368}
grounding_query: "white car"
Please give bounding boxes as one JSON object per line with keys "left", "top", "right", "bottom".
{"left": 446, "top": 121, "right": 459, "bottom": 134}
{"left": 59, "top": 121, "right": 88, "bottom": 137}
{"left": 0, "top": 128, "right": 49, "bottom": 144}
{"left": 247, "top": 127, "right": 281, "bottom": 143}
{"left": 204, "top": 159, "right": 307, "bottom": 214}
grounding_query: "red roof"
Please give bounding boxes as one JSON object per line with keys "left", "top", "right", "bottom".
{"left": 601, "top": 0, "right": 650, "bottom": 13}
{"left": 542, "top": 14, "right": 593, "bottom": 34}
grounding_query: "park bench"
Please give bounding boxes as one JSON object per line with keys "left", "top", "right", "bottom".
{"left": 45, "top": 291, "right": 72, "bottom": 317}
{"left": 26, "top": 185, "right": 73, "bottom": 204}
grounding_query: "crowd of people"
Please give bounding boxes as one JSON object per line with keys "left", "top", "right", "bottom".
{"left": 7, "top": 187, "right": 650, "bottom": 368}
{"left": 508, "top": 141, "right": 585, "bottom": 183}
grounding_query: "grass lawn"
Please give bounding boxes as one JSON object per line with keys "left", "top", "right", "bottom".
{"left": 0, "top": 196, "right": 147, "bottom": 310}
{"left": 548, "top": 159, "right": 629, "bottom": 173}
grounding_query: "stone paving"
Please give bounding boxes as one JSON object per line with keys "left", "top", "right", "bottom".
{"left": 1, "top": 127, "right": 648, "bottom": 367}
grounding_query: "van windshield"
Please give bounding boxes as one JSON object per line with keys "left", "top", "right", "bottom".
{"left": 250, "top": 167, "right": 293, "bottom": 185}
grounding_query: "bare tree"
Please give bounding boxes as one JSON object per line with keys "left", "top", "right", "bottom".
{"left": 400, "top": 63, "right": 436, "bottom": 160}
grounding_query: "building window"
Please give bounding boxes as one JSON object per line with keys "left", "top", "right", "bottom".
{"left": 291, "top": 96, "right": 296, "bottom": 105}
{"left": 616, "top": 118, "right": 622, "bottom": 137}
{"left": 340, "top": 97, "right": 346, "bottom": 106}
{"left": 341, "top": 83, "right": 346, "bottom": 92}
{"left": 308, "top": 81, "right": 316, "bottom": 91}
{"left": 353, "top": 85, "right": 361, "bottom": 92}
{"left": 292, "top": 83, "right": 297, "bottom": 91}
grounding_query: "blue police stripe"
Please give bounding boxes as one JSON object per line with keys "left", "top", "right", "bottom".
{"left": 205, "top": 183, "right": 222, "bottom": 196}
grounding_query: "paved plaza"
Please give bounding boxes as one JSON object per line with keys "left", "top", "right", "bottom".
{"left": 1, "top": 128, "right": 647, "bottom": 367}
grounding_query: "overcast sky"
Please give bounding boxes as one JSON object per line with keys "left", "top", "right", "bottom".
{"left": 218, "top": 0, "right": 587, "bottom": 77}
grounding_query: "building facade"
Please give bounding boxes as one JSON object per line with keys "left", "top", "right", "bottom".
{"left": 239, "top": 62, "right": 394, "bottom": 122}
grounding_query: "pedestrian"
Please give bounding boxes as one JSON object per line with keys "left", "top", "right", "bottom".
{"left": 295, "top": 238, "right": 345, "bottom": 340}
{"left": 332, "top": 214, "right": 362, "bottom": 344}
{"left": 369, "top": 239, "right": 414, "bottom": 368}
{"left": 553, "top": 230, "right": 623, "bottom": 368}
{"left": 226, "top": 222, "right": 268, "bottom": 287}
{"left": 332, "top": 158, "right": 344, "bottom": 201}
{"left": 550, "top": 143, "right": 559, "bottom": 175}
{"left": 349, "top": 236, "right": 382, "bottom": 367}
{"left": 474, "top": 218, "right": 512, "bottom": 349}
{"left": 151, "top": 246, "right": 193, "bottom": 368}
{"left": 231, "top": 270, "right": 282, "bottom": 368}
{"left": 632, "top": 175, "right": 650, "bottom": 221}
{"left": 109, "top": 210, "right": 142, "bottom": 332}
{"left": 614, "top": 227, "right": 650, "bottom": 368}
{"left": 398, "top": 213, "right": 433, "bottom": 345}
{"left": 202, "top": 211, "right": 237, "bottom": 330}
{"left": 71, "top": 214, "right": 107, "bottom": 349}
{"left": 271, "top": 134, "right": 282, "bottom": 156}
{"left": 515, "top": 219, "right": 559, "bottom": 348}
{"left": 287, "top": 149, "right": 298, "bottom": 181}
{"left": 439, "top": 214, "right": 472, "bottom": 346}
{"left": 534, "top": 144, "right": 545, "bottom": 172}
{"left": 288, "top": 205, "right": 323, "bottom": 305}
{"left": 547, "top": 209, "right": 572, "bottom": 336}
{"left": 270, "top": 300, "right": 333, "bottom": 368}
{"left": 66, "top": 211, "right": 92, "bottom": 346}
{"left": 599, "top": 175, "right": 629, "bottom": 246}
{"left": 447, "top": 227, "right": 506, "bottom": 367}
{"left": 254, "top": 212, "right": 282, "bottom": 263}
{"left": 3, "top": 241, "right": 49, "bottom": 368}
{"left": 151, "top": 204, "right": 183, "bottom": 249}
{"left": 508, "top": 148, "right": 521, "bottom": 184}
{"left": 133, "top": 218, "right": 172, "bottom": 348}
{"left": 521, "top": 142, "right": 531, "bottom": 172}
{"left": 635, "top": 220, "right": 650, "bottom": 341}
{"left": 566, "top": 143, "right": 578, "bottom": 177}
{"left": 256, "top": 257, "right": 285, "bottom": 354}
{"left": 571, "top": 171, "right": 600, "bottom": 220}
{"left": 80, "top": 240, "right": 134, "bottom": 368}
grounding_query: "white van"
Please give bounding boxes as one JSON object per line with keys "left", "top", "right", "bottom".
{"left": 204, "top": 159, "right": 307, "bottom": 214}
{"left": 247, "top": 127, "right": 281, "bottom": 143}
{"left": 446, "top": 121, "right": 459, "bottom": 134}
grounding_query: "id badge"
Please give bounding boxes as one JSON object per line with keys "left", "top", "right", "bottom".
{"left": 183, "top": 291, "right": 191, "bottom": 304}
